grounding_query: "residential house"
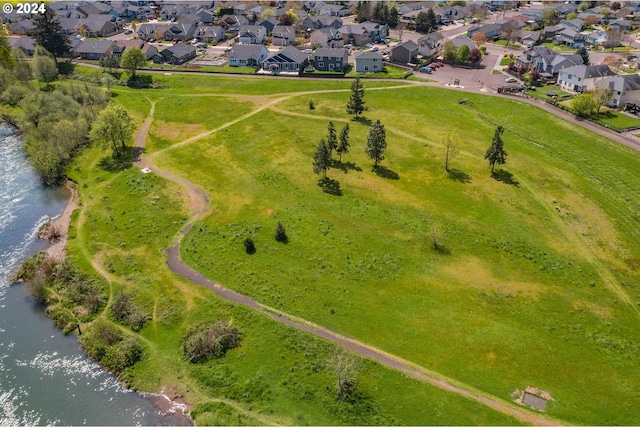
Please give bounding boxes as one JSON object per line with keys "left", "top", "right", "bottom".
{"left": 9, "top": 20, "right": 34, "bottom": 35}
{"left": 271, "top": 25, "right": 295, "bottom": 46}
{"left": 219, "top": 14, "right": 249, "bottom": 32}
{"left": 558, "top": 64, "right": 617, "bottom": 93}
{"left": 74, "top": 40, "right": 115, "bottom": 60}
{"left": 160, "top": 5, "right": 190, "bottom": 21}
{"left": 354, "top": 50, "right": 383, "bottom": 73}
{"left": 310, "top": 27, "right": 344, "bottom": 48}
{"left": 517, "top": 46, "right": 583, "bottom": 76}
{"left": 111, "top": 39, "right": 145, "bottom": 59}
{"left": 417, "top": 32, "right": 444, "bottom": 59}
{"left": 8, "top": 36, "right": 35, "bottom": 56}
{"left": 140, "top": 43, "right": 158, "bottom": 60}
{"left": 261, "top": 46, "right": 310, "bottom": 74}
{"left": 554, "top": 28, "right": 586, "bottom": 48}
{"left": 517, "top": 30, "right": 541, "bottom": 48}
{"left": 77, "top": 14, "right": 119, "bottom": 37}
{"left": 601, "top": 74, "right": 640, "bottom": 106}
{"left": 359, "top": 21, "right": 388, "bottom": 43}
{"left": 450, "top": 35, "right": 475, "bottom": 51}
{"left": 319, "top": 4, "right": 350, "bottom": 17}
{"left": 339, "top": 25, "right": 370, "bottom": 46}
{"left": 398, "top": 2, "right": 426, "bottom": 15}
{"left": 257, "top": 18, "right": 279, "bottom": 35}
{"left": 154, "top": 44, "right": 197, "bottom": 64}
{"left": 302, "top": 15, "right": 343, "bottom": 30}
{"left": 137, "top": 22, "right": 170, "bottom": 41}
{"left": 467, "top": 23, "right": 503, "bottom": 39}
{"left": 390, "top": 40, "right": 418, "bottom": 64}
{"left": 228, "top": 44, "right": 268, "bottom": 66}
{"left": 562, "top": 18, "right": 584, "bottom": 31}
{"left": 610, "top": 18, "right": 633, "bottom": 30}
{"left": 587, "top": 30, "right": 608, "bottom": 46}
{"left": 195, "top": 25, "right": 225, "bottom": 43}
{"left": 542, "top": 24, "right": 564, "bottom": 39}
{"left": 164, "top": 17, "right": 197, "bottom": 41}
{"left": 195, "top": 8, "right": 214, "bottom": 24}
{"left": 312, "top": 47, "right": 348, "bottom": 72}
{"left": 238, "top": 25, "right": 266, "bottom": 44}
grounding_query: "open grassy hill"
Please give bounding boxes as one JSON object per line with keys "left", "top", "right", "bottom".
{"left": 68, "top": 70, "right": 640, "bottom": 425}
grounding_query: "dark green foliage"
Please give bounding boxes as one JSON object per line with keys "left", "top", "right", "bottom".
{"left": 326, "top": 121, "right": 337, "bottom": 155}
{"left": 81, "top": 319, "right": 144, "bottom": 376}
{"left": 111, "top": 291, "right": 148, "bottom": 331}
{"left": 28, "top": 6, "right": 71, "bottom": 62}
{"left": 12, "top": 251, "right": 46, "bottom": 282}
{"left": 244, "top": 237, "right": 255, "bottom": 254}
{"left": 416, "top": 9, "right": 438, "bottom": 33}
{"left": 182, "top": 321, "right": 243, "bottom": 363}
{"left": 308, "top": 98, "right": 315, "bottom": 110}
{"left": 89, "top": 104, "right": 136, "bottom": 158}
{"left": 274, "top": 221, "right": 288, "bottom": 242}
{"left": 577, "top": 46, "right": 590, "bottom": 65}
{"left": 313, "top": 138, "right": 332, "bottom": 180}
{"left": 99, "top": 55, "right": 120, "bottom": 72}
{"left": 388, "top": 6, "right": 399, "bottom": 28}
{"left": 346, "top": 77, "right": 366, "bottom": 119}
{"left": 365, "top": 119, "right": 387, "bottom": 167}
{"left": 484, "top": 125, "right": 507, "bottom": 174}
{"left": 120, "top": 47, "right": 146, "bottom": 77}
{"left": 337, "top": 123, "right": 350, "bottom": 162}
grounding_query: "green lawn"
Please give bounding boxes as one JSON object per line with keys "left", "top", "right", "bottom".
{"left": 526, "top": 84, "right": 574, "bottom": 101}
{"left": 591, "top": 111, "right": 640, "bottom": 130}
{"left": 177, "top": 65, "right": 257, "bottom": 74}
{"left": 499, "top": 56, "right": 513, "bottom": 66}
{"left": 68, "top": 74, "right": 640, "bottom": 425}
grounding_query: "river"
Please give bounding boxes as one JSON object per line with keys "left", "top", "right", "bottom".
{"left": 0, "top": 124, "right": 191, "bottom": 425}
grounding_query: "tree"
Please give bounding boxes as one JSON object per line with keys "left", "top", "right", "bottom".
{"left": 456, "top": 44, "right": 470, "bottom": 62}
{"left": 566, "top": 11, "right": 577, "bottom": 21}
{"left": 260, "top": 8, "right": 275, "bottom": 20}
{"left": 590, "top": 85, "right": 612, "bottom": 114}
{"left": 89, "top": 104, "right": 136, "bottom": 157}
{"left": 484, "top": 126, "right": 507, "bottom": 174}
{"left": 100, "top": 73, "right": 118, "bottom": 93}
{"left": 577, "top": 46, "right": 590, "bottom": 65}
{"left": 336, "top": 124, "right": 350, "bottom": 162}
{"left": 99, "top": 54, "right": 120, "bottom": 72}
{"left": 415, "top": 9, "right": 437, "bottom": 33}
{"left": 330, "top": 347, "right": 360, "bottom": 403}
{"left": 365, "top": 119, "right": 386, "bottom": 168}
{"left": 610, "top": 1, "right": 621, "bottom": 11}
{"left": 33, "top": 49, "right": 58, "bottom": 87}
{"left": 441, "top": 131, "right": 458, "bottom": 172}
{"left": 471, "top": 31, "right": 488, "bottom": 46}
{"left": 443, "top": 40, "right": 457, "bottom": 60}
{"left": 274, "top": 221, "right": 288, "bottom": 242}
{"left": 604, "top": 28, "right": 623, "bottom": 51}
{"left": 584, "top": 14, "right": 600, "bottom": 27}
{"left": 313, "top": 138, "right": 331, "bottom": 180}
{"left": 372, "top": 1, "right": 384, "bottom": 23}
{"left": 500, "top": 20, "right": 519, "bottom": 47}
{"left": 603, "top": 54, "right": 622, "bottom": 71}
{"left": 121, "top": 47, "right": 146, "bottom": 77}
{"left": 326, "top": 121, "right": 337, "bottom": 157}
{"left": 29, "top": 6, "right": 71, "bottom": 62}
{"left": 346, "top": 77, "right": 367, "bottom": 119}
{"left": 279, "top": 10, "right": 297, "bottom": 26}
{"left": 388, "top": 6, "right": 399, "bottom": 28}
{"left": 542, "top": 8, "right": 558, "bottom": 25}
{"left": 469, "top": 47, "right": 482, "bottom": 64}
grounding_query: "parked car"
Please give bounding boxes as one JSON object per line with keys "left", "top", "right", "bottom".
{"left": 431, "top": 62, "right": 444, "bottom": 68}
{"left": 505, "top": 77, "right": 517, "bottom": 83}
{"left": 224, "top": 46, "right": 232, "bottom": 52}
{"left": 370, "top": 46, "right": 378, "bottom": 52}
{"left": 419, "top": 66, "right": 433, "bottom": 74}
{"left": 124, "top": 29, "right": 133, "bottom": 34}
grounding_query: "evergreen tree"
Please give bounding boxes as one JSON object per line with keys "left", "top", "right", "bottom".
{"left": 29, "top": 6, "right": 71, "bottom": 62}
{"left": 577, "top": 46, "right": 590, "bottom": 65}
{"left": 372, "top": 2, "right": 383, "bottom": 22}
{"left": 313, "top": 138, "right": 332, "bottom": 180}
{"left": 274, "top": 221, "right": 288, "bottom": 243}
{"left": 388, "top": 6, "right": 399, "bottom": 28}
{"left": 365, "top": 119, "right": 387, "bottom": 168}
{"left": 346, "top": 77, "right": 367, "bottom": 119}
{"left": 337, "top": 124, "right": 350, "bottom": 162}
{"left": 484, "top": 126, "right": 507, "bottom": 174}
{"left": 327, "top": 121, "right": 337, "bottom": 157}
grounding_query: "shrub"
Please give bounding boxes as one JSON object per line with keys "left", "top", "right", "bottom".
{"left": 274, "top": 221, "right": 288, "bottom": 243}
{"left": 1, "top": 84, "right": 30, "bottom": 106}
{"left": 244, "top": 237, "right": 255, "bottom": 254}
{"left": 112, "top": 291, "right": 148, "bottom": 331}
{"left": 308, "top": 98, "right": 315, "bottom": 110}
{"left": 182, "top": 321, "right": 243, "bottom": 363}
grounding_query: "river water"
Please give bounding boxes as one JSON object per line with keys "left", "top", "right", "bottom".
{"left": 0, "top": 124, "right": 190, "bottom": 425}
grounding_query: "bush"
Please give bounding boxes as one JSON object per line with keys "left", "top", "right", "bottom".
{"left": 274, "top": 221, "right": 288, "bottom": 243}
{"left": 244, "top": 237, "right": 255, "bottom": 254}
{"left": 112, "top": 291, "right": 148, "bottom": 331}
{"left": 308, "top": 98, "right": 315, "bottom": 110}
{"left": 182, "top": 321, "right": 243, "bottom": 363}
{"left": 1, "top": 84, "right": 30, "bottom": 106}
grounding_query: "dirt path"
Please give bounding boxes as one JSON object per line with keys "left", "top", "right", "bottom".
{"left": 128, "top": 86, "right": 564, "bottom": 426}
{"left": 44, "top": 181, "right": 78, "bottom": 262}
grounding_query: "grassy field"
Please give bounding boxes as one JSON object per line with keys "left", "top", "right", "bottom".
{"left": 153, "top": 84, "right": 640, "bottom": 425}
{"left": 64, "top": 74, "right": 527, "bottom": 426}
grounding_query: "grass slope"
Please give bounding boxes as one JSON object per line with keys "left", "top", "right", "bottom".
{"left": 151, "top": 85, "right": 640, "bottom": 425}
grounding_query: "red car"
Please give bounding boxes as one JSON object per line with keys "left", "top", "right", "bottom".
{"left": 432, "top": 62, "right": 444, "bottom": 68}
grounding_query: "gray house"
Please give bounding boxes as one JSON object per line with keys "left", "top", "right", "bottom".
{"left": 313, "top": 48, "right": 349, "bottom": 72}
{"left": 238, "top": 25, "right": 266, "bottom": 44}
{"left": 271, "top": 25, "right": 295, "bottom": 46}
{"left": 261, "top": 46, "right": 309, "bottom": 74}
{"left": 154, "top": 44, "right": 197, "bottom": 65}
{"left": 310, "top": 27, "right": 344, "bottom": 48}
{"left": 558, "top": 64, "right": 617, "bottom": 93}
{"left": 354, "top": 50, "right": 383, "bottom": 73}
{"left": 74, "top": 40, "right": 115, "bottom": 60}
{"left": 228, "top": 44, "right": 268, "bottom": 67}
{"left": 390, "top": 40, "right": 418, "bottom": 64}
{"left": 418, "top": 32, "right": 444, "bottom": 59}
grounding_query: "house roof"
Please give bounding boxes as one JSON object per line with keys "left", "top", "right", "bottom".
{"left": 78, "top": 14, "right": 114, "bottom": 32}
{"left": 75, "top": 40, "right": 114, "bottom": 55}
{"left": 603, "top": 74, "right": 640, "bottom": 92}
{"left": 160, "top": 43, "right": 196, "bottom": 58}
{"left": 418, "top": 32, "right": 444, "bottom": 44}
{"left": 355, "top": 50, "right": 383, "bottom": 60}
{"left": 264, "top": 46, "right": 308, "bottom": 64}
{"left": 272, "top": 25, "right": 295, "bottom": 35}
{"left": 392, "top": 40, "right": 418, "bottom": 53}
{"left": 560, "top": 64, "right": 616, "bottom": 79}
{"left": 8, "top": 36, "right": 35, "bottom": 52}
{"left": 313, "top": 47, "right": 348, "bottom": 58}
{"left": 230, "top": 44, "right": 266, "bottom": 60}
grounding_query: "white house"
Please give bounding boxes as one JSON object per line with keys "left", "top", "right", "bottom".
{"left": 557, "top": 64, "right": 617, "bottom": 93}
{"left": 354, "top": 50, "right": 383, "bottom": 73}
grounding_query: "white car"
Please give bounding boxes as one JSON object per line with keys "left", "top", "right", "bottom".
{"left": 505, "top": 77, "right": 517, "bottom": 83}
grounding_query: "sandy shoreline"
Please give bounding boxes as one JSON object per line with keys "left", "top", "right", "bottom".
{"left": 39, "top": 181, "right": 194, "bottom": 426}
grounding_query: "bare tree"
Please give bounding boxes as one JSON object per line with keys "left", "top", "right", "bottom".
{"left": 330, "top": 347, "right": 360, "bottom": 403}
{"left": 441, "top": 131, "right": 458, "bottom": 172}
{"left": 604, "top": 28, "right": 623, "bottom": 52}
{"left": 431, "top": 223, "right": 441, "bottom": 251}
{"left": 500, "top": 20, "right": 519, "bottom": 47}
{"left": 590, "top": 85, "right": 612, "bottom": 114}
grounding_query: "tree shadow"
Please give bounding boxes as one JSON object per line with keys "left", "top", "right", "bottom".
{"left": 373, "top": 165, "right": 399, "bottom": 180}
{"left": 331, "top": 160, "right": 362, "bottom": 174}
{"left": 318, "top": 178, "right": 343, "bottom": 196}
{"left": 97, "top": 146, "right": 145, "bottom": 172}
{"left": 57, "top": 61, "right": 75, "bottom": 76}
{"left": 492, "top": 169, "right": 519, "bottom": 187}
{"left": 433, "top": 244, "right": 451, "bottom": 256}
{"left": 352, "top": 116, "right": 372, "bottom": 126}
{"left": 127, "top": 74, "right": 153, "bottom": 88}
{"left": 447, "top": 168, "right": 472, "bottom": 183}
